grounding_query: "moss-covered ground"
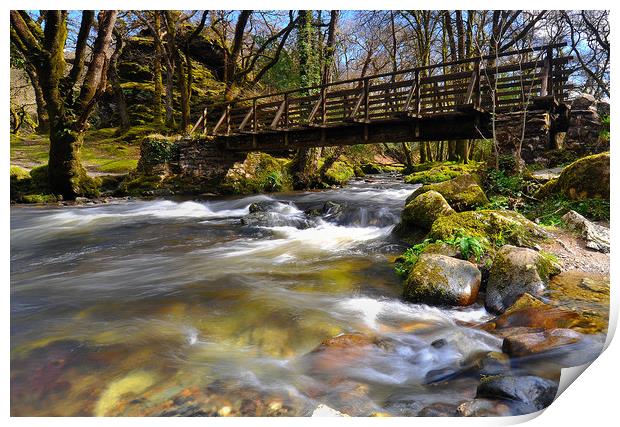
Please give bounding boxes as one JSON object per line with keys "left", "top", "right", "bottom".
{"left": 10, "top": 127, "right": 150, "bottom": 175}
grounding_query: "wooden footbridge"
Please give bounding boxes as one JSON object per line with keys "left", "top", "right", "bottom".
{"left": 191, "top": 44, "right": 572, "bottom": 152}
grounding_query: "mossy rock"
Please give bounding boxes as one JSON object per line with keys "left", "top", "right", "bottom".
{"left": 10, "top": 165, "right": 30, "bottom": 180}
{"left": 429, "top": 210, "right": 548, "bottom": 248}
{"left": 221, "top": 153, "right": 293, "bottom": 195}
{"left": 323, "top": 161, "right": 355, "bottom": 186}
{"left": 406, "top": 174, "right": 488, "bottom": 211}
{"left": 485, "top": 245, "right": 561, "bottom": 314}
{"left": 361, "top": 163, "right": 383, "bottom": 174}
{"left": 118, "top": 174, "right": 163, "bottom": 196}
{"left": 536, "top": 152, "right": 609, "bottom": 201}
{"left": 404, "top": 253, "right": 481, "bottom": 306}
{"left": 404, "top": 161, "right": 483, "bottom": 185}
{"left": 137, "top": 135, "right": 178, "bottom": 174}
{"left": 401, "top": 190, "right": 455, "bottom": 230}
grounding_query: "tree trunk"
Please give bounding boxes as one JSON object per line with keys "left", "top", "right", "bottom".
{"left": 25, "top": 65, "right": 49, "bottom": 133}
{"left": 109, "top": 29, "right": 130, "bottom": 133}
{"left": 47, "top": 123, "right": 89, "bottom": 198}
{"left": 401, "top": 142, "right": 413, "bottom": 168}
{"left": 448, "top": 140, "right": 457, "bottom": 161}
{"left": 456, "top": 140, "right": 469, "bottom": 163}
{"left": 152, "top": 13, "right": 163, "bottom": 125}
{"left": 419, "top": 141, "right": 427, "bottom": 163}
{"left": 165, "top": 66, "right": 175, "bottom": 128}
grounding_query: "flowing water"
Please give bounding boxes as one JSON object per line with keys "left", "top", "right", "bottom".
{"left": 10, "top": 174, "right": 603, "bottom": 416}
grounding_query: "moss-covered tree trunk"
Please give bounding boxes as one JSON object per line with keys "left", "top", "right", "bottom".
{"left": 10, "top": 10, "right": 118, "bottom": 199}
{"left": 152, "top": 13, "right": 164, "bottom": 126}
{"left": 292, "top": 10, "right": 322, "bottom": 188}
{"left": 24, "top": 65, "right": 49, "bottom": 133}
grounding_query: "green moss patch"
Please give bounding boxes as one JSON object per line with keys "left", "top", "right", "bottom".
{"left": 406, "top": 174, "right": 489, "bottom": 211}
{"left": 323, "top": 161, "right": 355, "bottom": 186}
{"left": 404, "top": 161, "right": 483, "bottom": 185}
{"left": 536, "top": 152, "right": 609, "bottom": 201}
{"left": 429, "top": 210, "right": 547, "bottom": 248}
{"left": 221, "top": 153, "right": 293, "bottom": 195}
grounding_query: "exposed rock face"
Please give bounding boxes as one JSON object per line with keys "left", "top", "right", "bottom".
{"left": 429, "top": 210, "right": 547, "bottom": 248}
{"left": 502, "top": 328, "right": 582, "bottom": 356}
{"left": 564, "top": 94, "right": 607, "bottom": 155}
{"left": 536, "top": 152, "right": 610, "bottom": 201}
{"left": 404, "top": 254, "right": 481, "bottom": 306}
{"left": 561, "top": 210, "right": 610, "bottom": 253}
{"left": 494, "top": 110, "right": 556, "bottom": 165}
{"left": 405, "top": 174, "right": 488, "bottom": 211}
{"left": 400, "top": 190, "right": 455, "bottom": 230}
{"left": 486, "top": 246, "right": 561, "bottom": 314}
{"left": 476, "top": 375, "right": 558, "bottom": 413}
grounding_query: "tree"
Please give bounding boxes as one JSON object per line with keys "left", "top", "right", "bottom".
{"left": 10, "top": 10, "right": 118, "bottom": 198}
{"left": 291, "top": 10, "right": 322, "bottom": 189}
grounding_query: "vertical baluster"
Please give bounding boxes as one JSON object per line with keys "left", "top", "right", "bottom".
{"left": 252, "top": 99, "right": 257, "bottom": 132}
{"left": 363, "top": 78, "right": 370, "bottom": 122}
{"left": 226, "top": 104, "right": 231, "bottom": 135}
{"left": 284, "top": 93, "right": 289, "bottom": 129}
{"left": 473, "top": 58, "right": 482, "bottom": 108}
{"left": 321, "top": 86, "right": 326, "bottom": 125}
{"left": 202, "top": 107, "right": 208, "bottom": 135}
{"left": 546, "top": 46, "right": 554, "bottom": 98}
{"left": 414, "top": 70, "right": 421, "bottom": 116}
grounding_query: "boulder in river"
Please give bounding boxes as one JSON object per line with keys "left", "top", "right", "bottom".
{"left": 430, "top": 210, "right": 548, "bottom": 248}
{"left": 488, "top": 293, "right": 580, "bottom": 331}
{"left": 406, "top": 174, "right": 489, "bottom": 211}
{"left": 502, "top": 328, "right": 582, "bottom": 357}
{"left": 485, "top": 245, "right": 561, "bottom": 314}
{"left": 400, "top": 190, "right": 455, "bottom": 230}
{"left": 476, "top": 375, "right": 558, "bottom": 412}
{"left": 403, "top": 253, "right": 481, "bottom": 306}
{"left": 536, "top": 152, "right": 609, "bottom": 201}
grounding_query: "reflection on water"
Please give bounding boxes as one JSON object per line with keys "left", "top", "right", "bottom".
{"left": 10, "top": 175, "right": 604, "bottom": 416}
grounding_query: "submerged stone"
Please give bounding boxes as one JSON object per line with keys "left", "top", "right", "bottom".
{"left": 476, "top": 375, "right": 558, "bottom": 412}
{"left": 404, "top": 253, "right": 481, "bottom": 306}
{"left": 501, "top": 328, "right": 582, "bottom": 357}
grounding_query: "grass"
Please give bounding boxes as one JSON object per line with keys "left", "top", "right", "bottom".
{"left": 10, "top": 127, "right": 143, "bottom": 175}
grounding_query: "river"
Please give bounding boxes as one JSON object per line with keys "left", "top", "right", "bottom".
{"left": 10, "top": 174, "right": 602, "bottom": 416}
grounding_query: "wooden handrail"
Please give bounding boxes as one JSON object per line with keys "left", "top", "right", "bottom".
{"left": 193, "top": 43, "right": 571, "bottom": 135}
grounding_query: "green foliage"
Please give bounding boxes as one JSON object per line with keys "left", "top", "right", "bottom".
{"left": 139, "top": 135, "right": 178, "bottom": 166}
{"left": 262, "top": 170, "right": 283, "bottom": 192}
{"left": 394, "top": 239, "right": 433, "bottom": 277}
{"left": 600, "top": 115, "right": 610, "bottom": 142}
{"left": 443, "top": 232, "right": 487, "bottom": 262}
{"left": 485, "top": 169, "right": 525, "bottom": 196}
{"left": 522, "top": 194, "right": 610, "bottom": 225}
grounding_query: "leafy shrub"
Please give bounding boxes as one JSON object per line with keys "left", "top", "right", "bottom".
{"left": 443, "top": 232, "right": 487, "bottom": 261}
{"left": 394, "top": 239, "right": 433, "bottom": 277}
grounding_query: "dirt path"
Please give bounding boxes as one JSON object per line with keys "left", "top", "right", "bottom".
{"left": 540, "top": 226, "right": 609, "bottom": 274}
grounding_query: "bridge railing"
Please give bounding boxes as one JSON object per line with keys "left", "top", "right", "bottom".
{"left": 191, "top": 43, "right": 572, "bottom": 136}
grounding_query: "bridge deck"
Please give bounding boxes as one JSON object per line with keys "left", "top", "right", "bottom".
{"left": 191, "top": 44, "right": 572, "bottom": 152}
